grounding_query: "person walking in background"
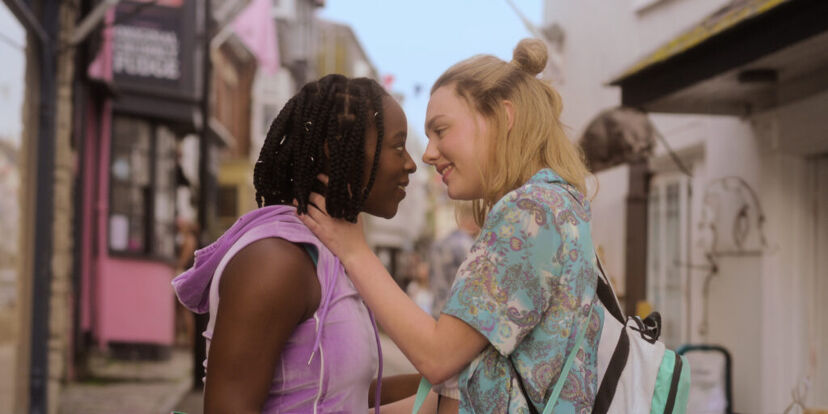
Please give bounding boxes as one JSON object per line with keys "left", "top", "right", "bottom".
{"left": 428, "top": 201, "right": 478, "bottom": 319}
{"left": 173, "top": 217, "right": 198, "bottom": 347}
{"left": 172, "top": 74, "right": 421, "bottom": 413}
{"left": 298, "top": 38, "right": 604, "bottom": 413}
{"left": 405, "top": 251, "right": 434, "bottom": 314}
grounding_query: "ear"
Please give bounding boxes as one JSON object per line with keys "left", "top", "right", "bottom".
{"left": 503, "top": 100, "right": 515, "bottom": 131}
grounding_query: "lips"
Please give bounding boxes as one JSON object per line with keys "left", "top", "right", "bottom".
{"left": 396, "top": 180, "right": 409, "bottom": 195}
{"left": 437, "top": 163, "right": 454, "bottom": 183}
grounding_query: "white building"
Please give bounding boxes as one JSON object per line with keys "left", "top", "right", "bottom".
{"left": 543, "top": 0, "right": 827, "bottom": 412}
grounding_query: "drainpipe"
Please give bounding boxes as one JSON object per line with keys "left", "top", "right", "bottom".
{"left": 194, "top": 0, "right": 213, "bottom": 388}
{"left": 1, "top": 0, "right": 63, "bottom": 411}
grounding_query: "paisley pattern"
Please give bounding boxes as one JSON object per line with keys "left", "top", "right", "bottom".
{"left": 443, "top": 169, "right": 604, "bottom": 413}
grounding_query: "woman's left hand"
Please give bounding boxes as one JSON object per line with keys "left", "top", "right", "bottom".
{"left": 295, "top": 178, "right": 372, "bottom": 265}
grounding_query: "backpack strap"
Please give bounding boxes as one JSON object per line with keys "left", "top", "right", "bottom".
{"left": 593, "top": 325, "right": 630, "bottom": 414}
{"left": 508, "top": 357, "right": 539, "bottom": 414}
{"left": 542, "top": 303, "right": 593, "bottom": 414}
{"left": 595, "top": 254, "right": 625, "bottom": 324}
{"left": 411, "top": 377, "right": 432, "bottom": 414}
{"left": 509, "top": 303, "right": 594, "bottom": 414}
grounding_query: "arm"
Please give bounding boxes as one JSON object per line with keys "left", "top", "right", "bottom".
{"left": 372, "top": 390, "right": 441, "bottom": 414}
{"left": 369, "top": 374, "right": 421, "bottom": 408}
{"left": 345, "top": 250, "right": 487, "bottom": 384}
{"left": 204, "top": 238, "right": 320, "bottom": 414}
{"left": 298, "top": 193, "right": 487, "bottom": 385}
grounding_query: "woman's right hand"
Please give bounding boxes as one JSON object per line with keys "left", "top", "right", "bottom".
{"left": 296, "top": 187, "right": 373, "bottom": 267}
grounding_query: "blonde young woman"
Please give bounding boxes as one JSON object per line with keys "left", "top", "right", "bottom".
{"left": 298, "top": 39, "right": 604, "bottom": 413}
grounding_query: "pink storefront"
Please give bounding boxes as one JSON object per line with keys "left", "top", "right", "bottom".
{"left": 78, "top": 0, "right": 205, "bottom": 353}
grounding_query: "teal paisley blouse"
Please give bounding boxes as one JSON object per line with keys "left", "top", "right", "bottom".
{"left": 442, "top": 168, "right": 604, "bottom": 413}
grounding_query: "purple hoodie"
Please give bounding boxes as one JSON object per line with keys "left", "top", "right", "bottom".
{"left": 172, "top": 205, "right": 383, "bottom": 413}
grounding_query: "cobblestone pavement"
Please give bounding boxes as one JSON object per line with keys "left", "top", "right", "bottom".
{"left": 58, "top": 348, "right": 193, "bottom": 414}
{"left": 1, "top": 332, "right": 416, "bottom": 414}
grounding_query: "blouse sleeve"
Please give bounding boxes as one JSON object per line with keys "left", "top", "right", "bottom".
{"left": 442, "top": 185, "right": 580, "bottom": 356}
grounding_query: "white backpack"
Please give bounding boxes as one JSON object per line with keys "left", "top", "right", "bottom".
{"left": 593, "top": 256, "right": 691, "bottom": 413}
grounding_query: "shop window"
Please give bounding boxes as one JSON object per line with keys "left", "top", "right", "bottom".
{"left": 109, "top": 115, "right": 177, "bottom": 260}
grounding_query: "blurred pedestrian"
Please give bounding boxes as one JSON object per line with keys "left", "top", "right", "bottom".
{"left": 428, "top": 201, "right": 478, "bottom": 319}
{"left": 298, "top": 38, "right": 604, "bottom": 413}
{"left": 172, "top": 74, "right": 421, "bottom": 413}
{"left": 173, "top": 217, "right": 198, "bottom": 347}
{"left": 406, "top": 251, "right": 433, "bottom": 314}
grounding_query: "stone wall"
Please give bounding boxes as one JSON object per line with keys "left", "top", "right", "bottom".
{"left": 13, "top": 1, "right": 77, "bottom": 412}
{"left": 47, "top": 2, "right": 78, "bottom": 414}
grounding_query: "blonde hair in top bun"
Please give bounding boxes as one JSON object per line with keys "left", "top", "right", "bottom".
{"left": 431, "top": 38, "right": 591, "bottom": 226}
{"left": 511, "top": 38, "right": 547, "bottom": 75}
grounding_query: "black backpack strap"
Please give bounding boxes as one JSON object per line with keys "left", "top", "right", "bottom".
{"left": 593, "top": 327, "right": 630, "bottom": 413}
{"left": 508, "top": 356, "right": 540, "bottom": 414}
{"left": 664, "top": 352, "right": 684, "bottom": 414}
{"left": 595, "top": 254, "right": 625, "bottom": 323}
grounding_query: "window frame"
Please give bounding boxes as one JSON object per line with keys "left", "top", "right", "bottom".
{"left": 107, "top": 114, "right": 178, "bottom": 263}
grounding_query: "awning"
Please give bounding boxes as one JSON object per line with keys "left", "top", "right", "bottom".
{"left": 610, "top": 0, "right": 828, "bottom": 115}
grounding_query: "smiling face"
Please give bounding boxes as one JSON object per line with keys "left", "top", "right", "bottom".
{"left": 423, "top": 85, "right": 491, "bottom": 200}
{"left": 362, "top": 94, "right": 417, "bottom": 219}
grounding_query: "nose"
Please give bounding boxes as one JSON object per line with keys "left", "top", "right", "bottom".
{"left": 404, "top": 150, "right": 417, "bottom": 174}
{"left": 422, "top": 139, "right": 439, "bottom": 166}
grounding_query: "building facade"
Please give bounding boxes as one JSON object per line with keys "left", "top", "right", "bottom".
{"left": 543, "top": 0, "right": 828, "bottom": 411}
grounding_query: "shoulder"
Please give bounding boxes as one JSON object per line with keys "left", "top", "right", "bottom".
{"left": 490, "top": 179, "right": 588, "bottom": 225}
{"left": 224, "top": 237, "right": 316, "bottom": 280}
{"left": 219, "top": 237, "right": 319, "bottom": 318}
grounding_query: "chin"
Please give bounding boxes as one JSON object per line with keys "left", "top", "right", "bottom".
{"left": 447, "top": 187, "right": 477, "bottom": 201}
{"left": 381, "top": 206, "right": 400, "bottom": 219}
{"left": 365, "top": 205, "right": 399, "bottom": 219}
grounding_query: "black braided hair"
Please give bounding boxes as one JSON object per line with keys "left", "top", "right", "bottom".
{"left": 254, "top": 74, "right": 388, "bottom": 222}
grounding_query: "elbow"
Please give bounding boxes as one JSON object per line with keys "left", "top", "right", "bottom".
{"left": 420, "top": 361, "right": 456, "bottom": 385}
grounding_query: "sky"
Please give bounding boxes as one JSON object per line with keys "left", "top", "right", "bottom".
{"left": 0, "top": 5, "right": 25, "bottom": 146}
{"left": 317, "top": 0, "right": 544, "bottom": 144}
{"left": 0, "top": 1, "right": 544, "bottom": 147}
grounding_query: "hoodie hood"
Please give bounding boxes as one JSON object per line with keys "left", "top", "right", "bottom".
{"left": 172, "top": 205, "right": 308, "bottom": 313}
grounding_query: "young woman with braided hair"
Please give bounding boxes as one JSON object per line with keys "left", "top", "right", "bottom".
{"left": 299, "top": 39, "right": 605, "bottom": 413}
{"left": 173, "top": 74, "right": 420, "bottom": 413}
